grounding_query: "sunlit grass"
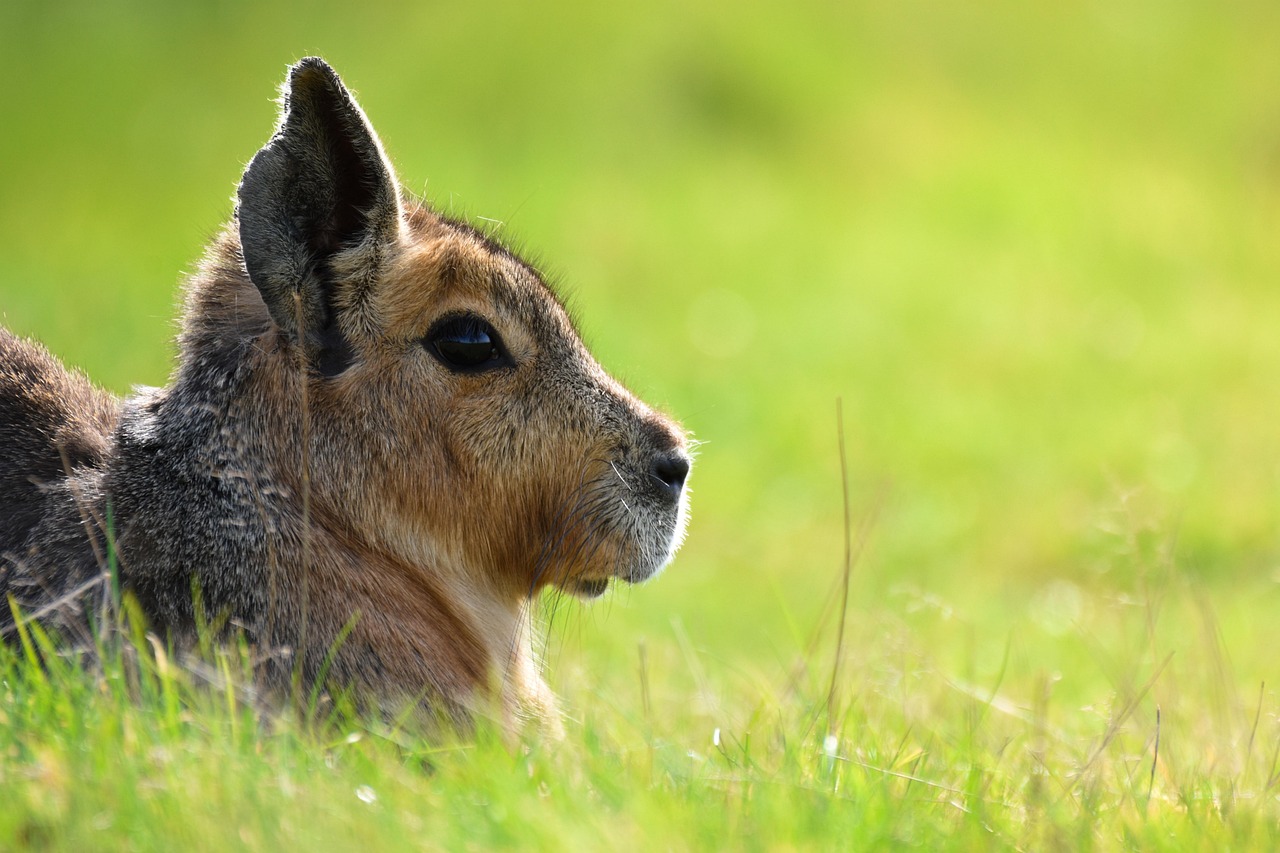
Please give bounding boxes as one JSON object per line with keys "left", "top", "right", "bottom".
{"left": 3, "top": 0, "right": 1280, "bottom": 847}
{"left": 3, "top": 548, "right": 1279, "bottom": 849}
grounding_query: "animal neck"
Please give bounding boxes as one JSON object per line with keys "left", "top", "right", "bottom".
{"left": 292, "top": 498, "right": 547, "bottom": 723}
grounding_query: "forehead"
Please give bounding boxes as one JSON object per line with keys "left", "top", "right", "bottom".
{"left": 381, "top": 205, "right": 573, "bottom": 335}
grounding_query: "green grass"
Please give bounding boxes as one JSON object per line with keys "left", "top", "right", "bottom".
{"left": 4, "top": 0, "right": 1280, "bottom": 847}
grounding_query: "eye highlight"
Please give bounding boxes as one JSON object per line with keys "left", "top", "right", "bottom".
{"left": 425, "top": 314, "right": 511, "bottom": 372}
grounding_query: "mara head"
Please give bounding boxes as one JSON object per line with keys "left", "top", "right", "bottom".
{"left": 182, "top": 57, "right": 691, "bottom": 606}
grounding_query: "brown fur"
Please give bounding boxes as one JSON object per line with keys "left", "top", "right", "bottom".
{"left": 0, "top": 59, "right": 691, "bottom": 732}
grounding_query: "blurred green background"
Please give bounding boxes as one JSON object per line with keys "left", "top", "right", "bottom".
{"left": 3, "top": 0, "right": 1280, "bottom": 716}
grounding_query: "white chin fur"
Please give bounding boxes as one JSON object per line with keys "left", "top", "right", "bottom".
{"left": 627, "top": 488, "right": 691, "bottom": 584}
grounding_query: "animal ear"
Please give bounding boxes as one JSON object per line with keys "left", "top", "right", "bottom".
{"left": 236, "top": 57, "right": 402, "bottom": 375}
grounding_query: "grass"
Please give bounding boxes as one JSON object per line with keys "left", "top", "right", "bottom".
{"left": 3, "top": 567, "right": 1278, "bottom": 848}
{"left": 3, "top": 0, "right": 1280, "bottom": 848}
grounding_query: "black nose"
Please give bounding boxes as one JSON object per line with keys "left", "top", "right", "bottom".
{"left": 649, "top": 451, "right": 691, "bottom": 500}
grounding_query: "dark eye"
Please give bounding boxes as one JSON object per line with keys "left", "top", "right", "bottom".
{"left": 425, "top": 315, "right": 509, "bottom": 371}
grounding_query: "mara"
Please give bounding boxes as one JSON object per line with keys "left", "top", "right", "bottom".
{"left": 0, "top": 57, "right": 691, "bottom": 733}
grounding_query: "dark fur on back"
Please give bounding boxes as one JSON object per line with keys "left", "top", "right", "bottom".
{"left": 0, "top": 330, "right": 118, "bottom": 631}
{"left": 0, "top": 59, "right": 691, "bottom": 729}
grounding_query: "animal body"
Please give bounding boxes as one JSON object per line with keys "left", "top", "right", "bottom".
{"left": 0, "top": 58, "right": 691, "bottom": 730}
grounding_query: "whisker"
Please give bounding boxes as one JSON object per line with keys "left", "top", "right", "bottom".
{"left": 609, "top": 461, "right": 633, "bottom": 491}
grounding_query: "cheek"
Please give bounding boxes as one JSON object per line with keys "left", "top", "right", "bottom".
{"left": 337, "top": 358, "right": 621, "bottom": 562}
{"left": 319, "top": 364, "right": 443, "bottom": 493}
{"left": 447, "top": 395, "right": 584, "bottom": 521}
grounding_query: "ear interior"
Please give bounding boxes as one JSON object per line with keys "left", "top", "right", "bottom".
{"left": 236, "top": 57, "right": 402, "bottom": 373}
{"left": 285, "top": 61, "right": 397, "bottom": 263}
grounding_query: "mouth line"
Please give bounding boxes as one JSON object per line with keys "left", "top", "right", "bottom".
{"left": 568, "top": 577, "right": 611, "bottom": 599}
